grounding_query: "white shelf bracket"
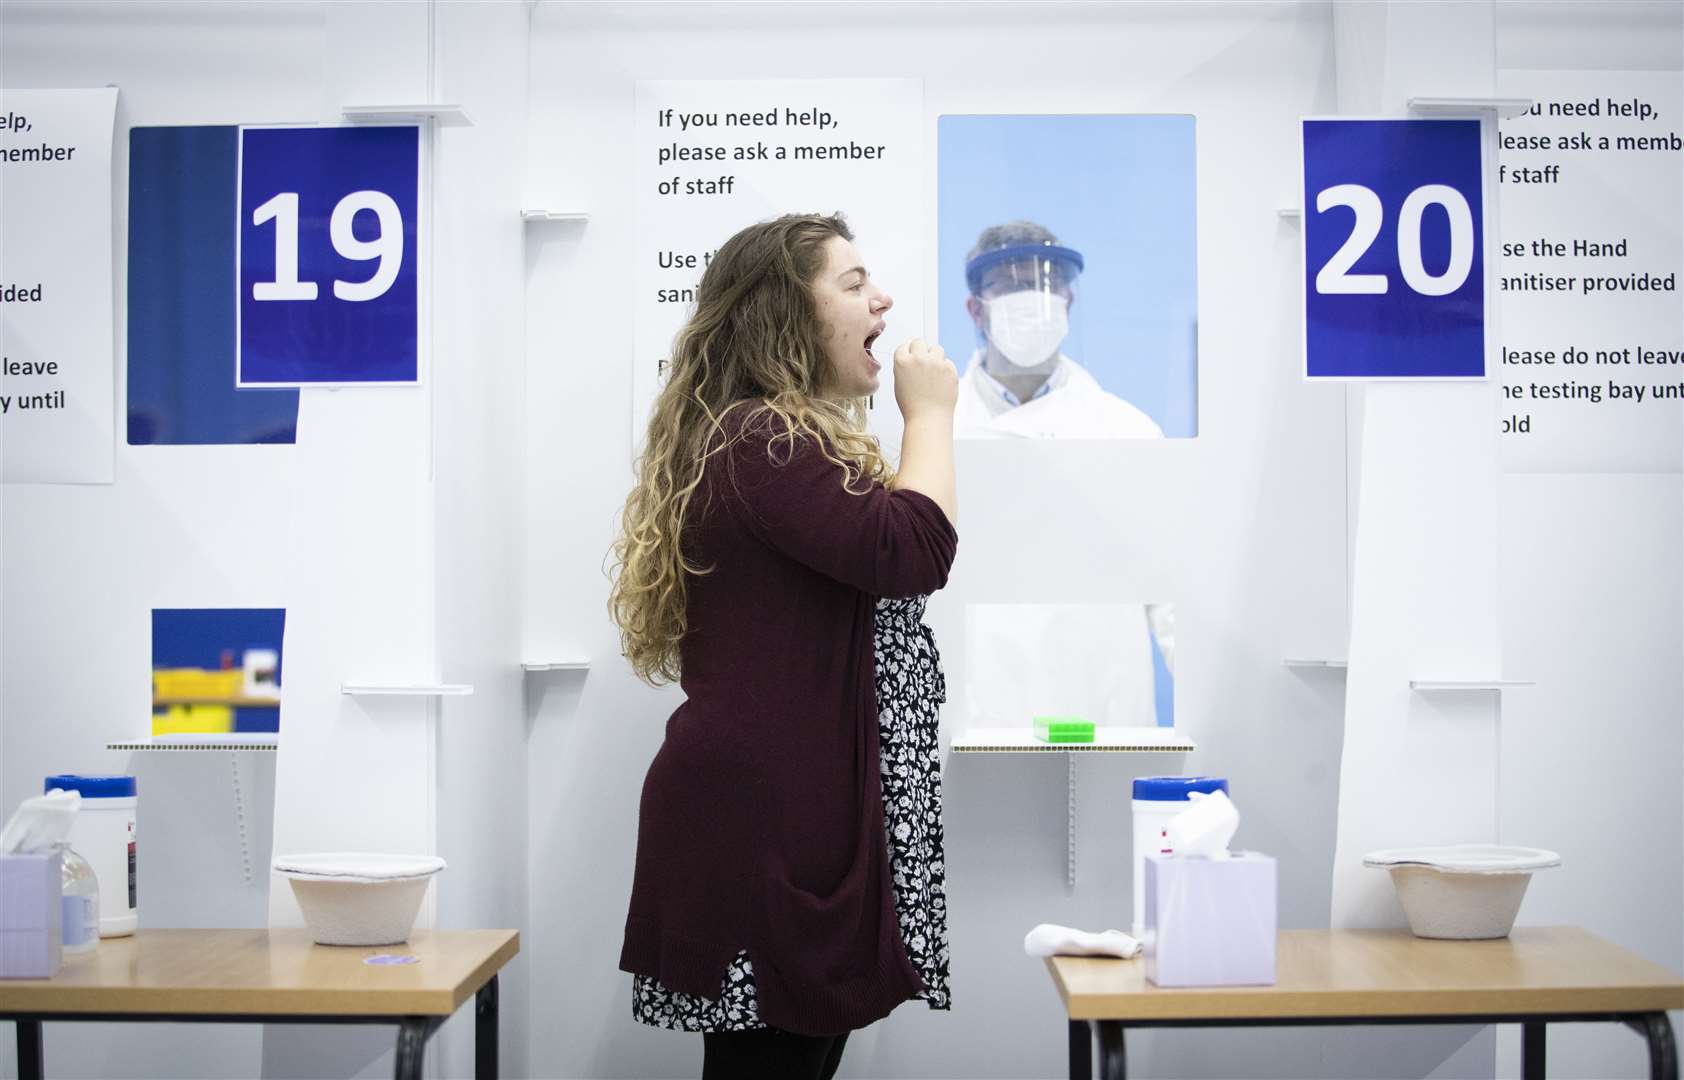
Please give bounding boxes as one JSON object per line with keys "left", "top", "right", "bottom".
{"left": 1407, "top": 96, "right": 1535, "bottom": 119}
{"left": 341, "top": 103, "right": 472, "bottom": 127}
{"left": 107, "top": 738, "right": 278, "bottom": 752}
{"left": 1410, "top": 679, "right": 1534, "bottom": 691}
{"left": 231, "top": 753, "right": 253, "bottom": 886}
{"left": 519, "top": 209, "right": 590, "bottom": 223}
{"left": 1067, "top": 754, "right": 1078, "bottom": 890}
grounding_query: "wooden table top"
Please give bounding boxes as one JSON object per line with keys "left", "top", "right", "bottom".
{"left": 1047, "top": 927, "right": 1684, "bottom": 1021}
{"left": 0, "top": 929, "right": 519, "bottom": 1018}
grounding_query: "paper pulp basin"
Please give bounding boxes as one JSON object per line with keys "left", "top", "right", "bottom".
{"left": 1388, "top": 865, "right": 1535, "bottom": 940}
{"left": 287, "top": 876, "right": 434, "bottom": 946}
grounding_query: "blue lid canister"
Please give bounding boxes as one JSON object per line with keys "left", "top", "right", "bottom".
{"left": 44, "top": 775, "right": 137, "bottom": 798}
{"left": 1132, "top": 775, "right": 1227, "bottom": 802}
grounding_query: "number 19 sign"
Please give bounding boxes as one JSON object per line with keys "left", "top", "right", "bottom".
{"left": 237, "top": 125, "right": 419, "bottom": 386}
{"left": 1302, "top": 118, "right": 1487, "bottom": 380}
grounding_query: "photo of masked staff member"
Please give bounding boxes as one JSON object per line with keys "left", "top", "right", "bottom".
{"left": 955, "top": 222, "right": 1165, "bottom": 440}
{"left": 938, "top": 113, "right": 1198, "bottom": 440}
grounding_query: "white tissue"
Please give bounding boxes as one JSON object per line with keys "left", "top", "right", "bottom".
{"left": 1164, "top": 789, "right": 1239, "bottom": 858}
{"left": 0, "top": 789, "right": 81, "bottom": 854}
{"left": 1023, "top": 923, "right": 1141, "bottom": 959}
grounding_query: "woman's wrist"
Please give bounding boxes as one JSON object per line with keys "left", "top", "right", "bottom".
{"left": 901, "top": 410, "right": 955, "bottom": 434}
{"left": 896, "top": 413, "right": 957, "bottom": 524}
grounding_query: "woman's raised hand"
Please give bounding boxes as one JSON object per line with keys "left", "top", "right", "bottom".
{"left": 893, "top": 339, "right": 959, "bottom": 422}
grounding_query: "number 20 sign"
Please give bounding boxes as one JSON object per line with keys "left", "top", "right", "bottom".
{"left": 1302, "top": 118, "right": 1487, "bottom": 380}
{"left": 237, "top": 125, "right": 419, "bottom": 387}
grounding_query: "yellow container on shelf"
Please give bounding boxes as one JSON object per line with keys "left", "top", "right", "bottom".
{"left": 153, "top": 667, "right": 245, "bottom": 700}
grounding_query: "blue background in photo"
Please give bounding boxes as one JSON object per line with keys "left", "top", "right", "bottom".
{"left": 152, "top": 608, "right": 285, "bottom": 733}
{"left": 127, "top": 126, "right": 299, "bottom": 445}
{"left": 937, "top": 114, "right": 1198, "bottom": 437}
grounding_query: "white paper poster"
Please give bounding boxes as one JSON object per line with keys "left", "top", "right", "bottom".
{"left": 633, "top": 79, "right": 922, "bottom": 449}
{"left": 1496, "top": 70, "right": 1682, "bottom": 472}
{"left": 0, "top": 87, "right": 119, "bottom": 484}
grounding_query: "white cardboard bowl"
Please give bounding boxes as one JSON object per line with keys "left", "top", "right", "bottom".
{"left": 1363, "top": 845, "right": 1560, "bottom": 940}
{"left": 274, "top": 853, "right": 446, "bottom": 946}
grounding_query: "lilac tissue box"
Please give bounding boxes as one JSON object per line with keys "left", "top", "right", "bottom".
{"left": 1143, "top": 851, "right": 1276, "bottom": 987}
{"left": 0, "top": 851, "right": 64, "bottom": 979}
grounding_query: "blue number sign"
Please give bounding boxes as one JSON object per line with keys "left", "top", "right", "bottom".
{"left": 1302, "top": 119, "right": 1486, "bottom": 380}
{"left": 237, "top": 126, "right": 419, "bottom": 386}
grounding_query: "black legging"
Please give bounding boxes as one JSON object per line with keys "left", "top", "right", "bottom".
{"left": 700, "top": 1028, "right": 850, "bottom": 1080}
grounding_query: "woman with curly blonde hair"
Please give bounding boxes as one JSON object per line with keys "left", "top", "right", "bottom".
{"left": 611, "top": 212, "right": 958, "bottom": 1079}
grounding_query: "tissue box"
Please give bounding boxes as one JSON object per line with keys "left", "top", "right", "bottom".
{"left": 0, "top": 851, "right": 64, "bottom": 979}
{"left": 1144, "top": 851, "right": 1276, "bottom": 987}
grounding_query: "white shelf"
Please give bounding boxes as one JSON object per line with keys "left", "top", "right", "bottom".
{"left": 521, "top": 661, "right": 591, "bottom": 673}
{"left": 341, "top": 684, "right": 474, "bottom": 696}
{"left": 108, "top": 735, "right": 278, "bottom": 752}
{"left": 520, "top": 209, "right": 590, "bottom": 223}
{"left": 1411, "top": 679, "right": 1534, "bottom": 691}
{"left": 1284, "top": 658, "right": 1348, "bottom": 669}
{"left": 1408, "top": 96, "right": 1534, "bottom": 119}
{"left": 951, "top": 727, "right": 1195, "bottom": 753}
{"left": 1278, "top": 207, "right": 1302, "bottom": 219}
{"left": 341, "top": 103, "right": 472, "bottom": 127}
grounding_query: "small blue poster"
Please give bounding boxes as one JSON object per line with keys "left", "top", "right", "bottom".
{"left": 1302, "top": 118, "right": 1487, "bottom": 380}
{"left": 129, "top": 125, "right": 298, "bottom": 445}
{"left": 237, "top": 125, "right": 419, "bottom": 386}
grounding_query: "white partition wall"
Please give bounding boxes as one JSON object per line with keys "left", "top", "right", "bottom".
{"left": 257, "top": 6, "right": 444, "bottom": 1077}
{"left": 1488, "top": 5, "right": 1684, "bottom": 1076}
{"left": 426, "top": 5, "right": 532, "bottom": 1080}
{"left": 523, "top": 4, "right": 1353, "bottom": 1077}
{"left": 1326, "top": 0, "right": 1507, "bottom": 999}
{"left": 1, "top": 5, "right": 323, "bottom": 1078}
{"left": 1329, "top": 5, "right": 1684, "bottom": 1080}
{"left": 0, "top": 4, "right": 530, "bottom": 1079}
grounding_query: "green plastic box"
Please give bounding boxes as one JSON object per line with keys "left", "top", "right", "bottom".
{"left": 1033, "top": 716, "right": 1095, "bottom": 744}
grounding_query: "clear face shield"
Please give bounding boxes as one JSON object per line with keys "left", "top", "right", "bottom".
{"left": 966, "top": 242, "right": 1086, "bottom": 371}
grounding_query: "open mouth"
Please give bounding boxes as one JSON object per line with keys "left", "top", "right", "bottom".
{"left": 863, "top": 326, "right": 884, "bottom": 358}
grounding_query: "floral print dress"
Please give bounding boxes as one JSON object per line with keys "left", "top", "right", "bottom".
{"left": 630, "top": 595, "right": 953, "bottom": 1031}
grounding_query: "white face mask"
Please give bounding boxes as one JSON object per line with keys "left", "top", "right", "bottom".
{"left": 984, "top": 291, "right": 1068, "bottom": 369}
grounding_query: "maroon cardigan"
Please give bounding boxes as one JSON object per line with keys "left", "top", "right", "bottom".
{"left": 618, "top": 406, "right": 959, "bottom": 1035}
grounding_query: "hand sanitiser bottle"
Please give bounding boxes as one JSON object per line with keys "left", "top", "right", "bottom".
{"left": 58, "top": 844, "right": 101, "bottom": 954}
{"left": 44, "top": 775, "right": 137, "bottom": 937}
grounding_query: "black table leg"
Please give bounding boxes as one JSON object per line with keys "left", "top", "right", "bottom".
{"left": 1068, "top": 1019, "right": 1092, "bottom": 1080}
{"left": 1624, "top": 1013, "right": 1678, "bottom": 1080}
{"left": 1522, "top": 1020, "right": 1546, "bottom": 1080}
{"left": 17, "top": 1019, "right": 43, "bottom": 1080}
{"left": 476, "top": 975, "right": 499, "bottom": 1080}
{"left": 394, "top": 1017, "right": 438, "bottom": 1080}
{"left": 1095, "top": 1021, "right": 1127, "bottom": 1080}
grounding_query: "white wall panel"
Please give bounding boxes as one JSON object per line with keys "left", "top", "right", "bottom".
{"left": 0, "top": 5, "right": 324, "bottom": 1078}
{"left": 524, "top": 3, "right": 1350, "bottom": 1076}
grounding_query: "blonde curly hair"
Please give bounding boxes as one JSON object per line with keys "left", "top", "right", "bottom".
{"left": 609, "top": 213, "right": 892, "bottom": 686}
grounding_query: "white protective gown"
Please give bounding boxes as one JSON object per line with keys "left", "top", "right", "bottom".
{"left": 953, "top": 352, "right": 1165, "bottom": 440}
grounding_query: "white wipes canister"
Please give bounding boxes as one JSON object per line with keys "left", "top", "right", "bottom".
{"left": 1131, "top": 776, "right": 1227, "bottom": 937}
{"left": 44, "top": 776, "right": 137, "bottom": 937}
